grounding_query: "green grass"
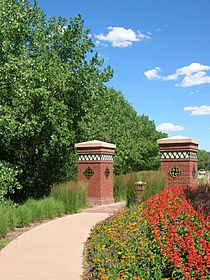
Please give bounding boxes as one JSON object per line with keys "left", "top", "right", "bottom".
{"left": 0, "top": 205, "right": 17, "bottom": 237}
{"left": 51, "top": 180, "right": 88, "bottom": 213}
{"left": 139, "top": 170, "right": 166, "bottom": 201}
{"left": 0, "top": 180, "right": 88, "bottom": 245}
{"left": 114, "top": 170, "right": 166, "bottom": 205}
{"left": 0, "top": 239, "right": 10, "bottom": 250}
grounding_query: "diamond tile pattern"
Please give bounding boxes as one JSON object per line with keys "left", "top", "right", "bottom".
{"left": 104, "top": 167, "right": 110, "bottom": 178}
{"left": 161, "top": 151, "right": 197, "bottom": 159}
{"left": 168, "top": 166, "right": 181, "bottom": 180}
{"left": 84, "top": 167, "right": 94, "bottom": 179}
{"left": 78, "top": 154, "right": 113, "bottom": 161}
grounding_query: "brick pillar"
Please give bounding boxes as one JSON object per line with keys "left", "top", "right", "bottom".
{"left": 75, "top": 140, "right": 116, "bottom": 205}
{"left": 157, "top": 136, "right": 199, "bottom": 188}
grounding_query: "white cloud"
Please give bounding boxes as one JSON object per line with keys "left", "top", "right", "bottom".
{"left": 184, "top": 105, "right": 210, "bottom": 115}
{"left": 179, "top": 71, "right": 210, "bottom": 87}
{"left": 144, "top": 62, "right": 210, "bottom": 87}
{"left": 156, "top": 122, "right": 184, "bottom": 132}
{"left": 95, "top": 26, "right": 150, "bottom": 48}
{"left": 144, "top": 67, "right": 161, "bottom": 80}
{"left": 177, "top": 63, "right": 210, "bottom": 75}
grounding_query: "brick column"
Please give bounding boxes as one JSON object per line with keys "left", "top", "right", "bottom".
{"left": 157, "top": 136, "right": 199, "bottom": 188}
{"left": 75, "top": 140, "right": 116, "bottom": 205}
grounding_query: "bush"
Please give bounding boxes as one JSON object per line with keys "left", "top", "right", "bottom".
{"left": 51, "top": 180, "right": 87, "bottom": 213}
{"left": 184, "top": 183, "right": 210, "bottom": 219}
{"left": 0, "top": 161, "right": 22, "bottom": 202}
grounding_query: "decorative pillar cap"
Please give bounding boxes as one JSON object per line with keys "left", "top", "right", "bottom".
{"left": 157, "top": 135, "right": 199, "bottom": 145}
{"left": 75, "top": 140, "right": 116, "bottom": 149}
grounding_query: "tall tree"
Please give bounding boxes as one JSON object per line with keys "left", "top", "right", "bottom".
{"left": 80, "top": 88, "right": 165, "bottom": 174}
{"left": 0, "top": 0, "right": 113, "bottom": 199}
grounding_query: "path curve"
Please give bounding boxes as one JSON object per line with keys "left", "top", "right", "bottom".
{"left": 0, "top": 202, "right": 125, "bottom": 280}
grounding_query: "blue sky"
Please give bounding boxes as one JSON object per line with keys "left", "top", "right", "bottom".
{"left": 36, "top": 0, "right": 210, "bottom": 151}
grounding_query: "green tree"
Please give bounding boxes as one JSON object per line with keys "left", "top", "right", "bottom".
{"left": 198, "top": 150, "right": 210, "bottom": 170}
{"left": 0, "top": 0, "right": 112, "bottom": 200}
{"left": 80, "top": 88, "right": 164, "bottom": 174}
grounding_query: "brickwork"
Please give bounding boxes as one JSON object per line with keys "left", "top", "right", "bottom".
{"left": 157, "top": 136, "right": 199, "bottom": 188}
{"left": 75, "top": 140, "right": 116, "bottom": 205}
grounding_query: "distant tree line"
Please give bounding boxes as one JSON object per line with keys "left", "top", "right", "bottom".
{"left": 0, "top": 0, "right": 165, "bottom": 201}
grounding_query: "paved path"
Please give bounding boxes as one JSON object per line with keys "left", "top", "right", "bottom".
{"left": 0, "top": 202, "right": 125, "bottom": 280}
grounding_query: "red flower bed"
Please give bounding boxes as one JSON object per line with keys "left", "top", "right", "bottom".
{"left": 144, "top": 187, "right": 210, "bottom": 280}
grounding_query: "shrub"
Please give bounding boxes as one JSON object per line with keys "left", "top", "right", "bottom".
{"left": 184, "top": 183, "right": 210, "bottom": 219}
{"left": 0, "top": 161, "right": 22, "bottom": 202}
{"left": 51, "top": 180, "right": 87, "bottom": 213}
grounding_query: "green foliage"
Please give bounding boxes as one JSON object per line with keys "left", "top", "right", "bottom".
{"left": 80, "top": 88, "right": 165, "bottom": 175}
{"left": 16, "top": 204, "right": 33, "bottom": 227}
{"left": 35, "top": 197, "right": 65, "bottom": 219}
{"left": 114, "top": 172, "right": 138, "bottom": 206}
{"left": 51, "top": 180, "right": 88, "bottom": 213}
{"left": 0, "top": 161, "right": 22, "bottom": 202}
{"left": 0, "top": 209, "right": 10, "bottom": 237}
{"left": 113, "top": 175, "right": 127, "bottom": 202}
{"left": 24, "top": 199, "right": 45, "bottom": 222}
{"left": 0, "top": 205, "right": 17, "bottom": 237}
{"left": 139, "top": 170, "right": 166, "bottom": 201}
{"left": 0, "top": 181, "right": 87, "bottom": 240}
{"left": 0, "top": 239, "right": 9, "bottom": 250}
{"left": 198, "top": 149, "right": 210, "bottom": 170}
{"left": 0, "top": 0, "right": 112, "bottom": 200}
{"left": 114, "top": 171, "right": 166, "bottom": 205}
{"left": 24, "top": 197, "right": 65, "bottom": 222}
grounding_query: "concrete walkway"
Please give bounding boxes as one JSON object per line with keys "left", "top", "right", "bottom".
{"left": 0, "top": 202, "right": 125, "bottom": 280}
